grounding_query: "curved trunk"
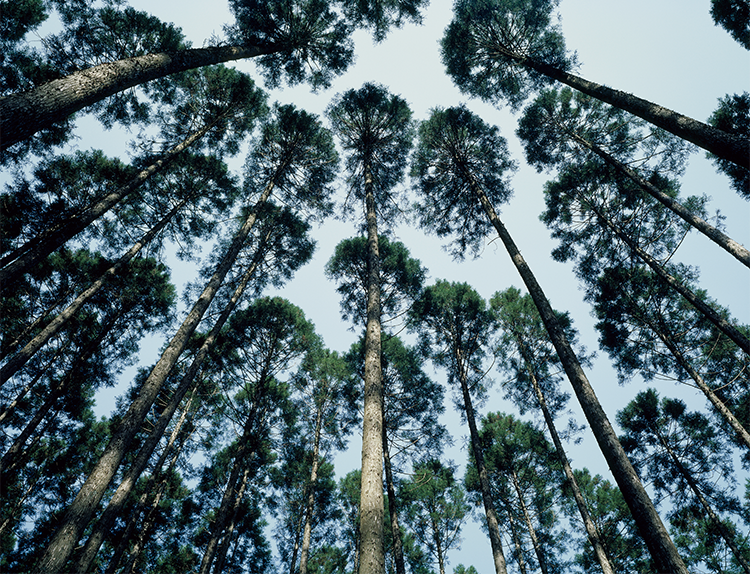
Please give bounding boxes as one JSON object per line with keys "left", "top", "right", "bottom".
{"left": 0, "top": 121, "right": 217, "bottom": 288}
{"left": 515, "top": 340, "right": 615, "bottom": 574}
{"left": 470, "top": 180, "right": 687, "bottom": 574}
{"left": 0, "top": 44, "right": 274, "bottom": 150}
{"left": 509, "top": 469, "right": 548, "bottom": 574}
{"left": 359, "top": 161, "right": 386, "bottom": 574}
{"left": 569, "top": 132, "right": 750, "bottom": 269}
{"left": 31, "top": 182, "right": 274, "bottom": 574}
{"left": 0, "top": 197, "right": 190, "bottom": 386}
{"left": 586, "top": 200, "right": 750, "bottom": 354}
{"left": 382, "top": 427, "right": 406, "bottom": 574}
{"left": 456, "top": 350, "right": 509, "bottom": 574}
{"left": 500, "top": 47, "right": 749, "bottom": 170}
{"left": 73, "top": 228, "right": 268, "bottom": 573}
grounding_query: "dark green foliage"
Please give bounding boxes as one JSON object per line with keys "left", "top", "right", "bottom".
{"left": 243, "top": 103, "right": 339, "bottom": 218}
{"left": 708, "top": 92, "right": 750, "bottom": 198}
{"left": 325, "top": 235, "right": 426, "bottom": 325}
{"left": 710, "top": 0, "right": 750, "bottom": 49}
{"left": 327, "top": 82, "right": 415, "bottom": 223}
{"left": 441, "top": 0, "right": 572, "bottom": 109}
{"left": 561, "top": 469, "right": 652, "bottom": 573}
{"left": 410, "top": 105, "right": 516, "bottom": 259}
{"left": 0, "top": 0, "right": 52, "bottom": 93}
{"left": 227, "top": 0, "right": 355, "bottom": 89}
{"left": 338, "top": 0, "right": 430, "bottom": 42}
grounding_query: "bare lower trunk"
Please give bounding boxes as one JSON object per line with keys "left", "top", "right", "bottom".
{"left": 382, "top": 428, "right": 406, "bottom": 574}
{"left": 0, "top": 197, "right": 189, "bottom": 386}
{"left": 212, "top": 467, "right": 253, "bottom": 574}
{"left": 31, "top": 183, "right": 274, "bottom": 574}
{"left": 505, "top": 508, "right": 528, "bottom": 574}
{"left": 0, "top": 45, "right": 273, "bottom": 150}
{"left": 509, "top": 470, "right": 547, "bottom": 574}
{"left": 457, "top": 354, "right": 508, "bottom": 574}
{"left": 359, "top": 162, "right": 385, "bottom": 574}
{"left": 471, "top": 181, "right": 687, "bottom": 574}
{"left": 299, "top": 410, "right": 324, "bottom": 574}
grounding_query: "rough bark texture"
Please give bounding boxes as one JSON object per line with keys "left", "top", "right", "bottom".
{"left": 472, "top": 183, "right": 688, "bottom": 574}
{"left": 359, "top": 162, "right": 385, "bottom": 574}
{"left": 0, "top": 45, "right": 271, "bottom": 150}
{"left": 500, "top": 48, "right": 750, "bottom": 170}
{"left": 31, "top": 184, "right": 273, "bottom": 574}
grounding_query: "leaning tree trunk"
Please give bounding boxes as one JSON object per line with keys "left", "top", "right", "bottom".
{"left": 509, "top": 469, "right": 548, "bottom": 574}
{"left": 0, "top": 45, "right": 275, "bottom": 150}
{"left": 0, "top": 197, "right": 190, "bottom": 386}
{"left": 359, "top": 160, "right": 386, "bottom": 574}
{"left": 568, "top": 131, "right": 750, "bottom": 269}
{"left": 586, "top": 199, "right": 750, "bottom": 354}
{"left": 469, "top": 178, "right": 689, "bottom": 574}
{"left": 657, "top": 432, "right": 750, "bottom": 574}
{"left": 212, "top": 467, "right": 253, "bottom": 574}
{"left": 0, "top": 120, "right": 219, "bottom": 288}
{"left": 382, "top": 426, "right": 406, "bottom": 574}
{"left": 497, "top": 46, "right": 750, "bottom": 170}
{"left": 456, "top": 352, "right": 509, "bottom": 574}
{"left": 30, "top": 181, "right": 275, "bottom": 574}
{"left": 73, "top": 227, "right": 269, "bottom": 574}
{"left": 515, "top": 341, "right": 615, "bottom": 574}
{"left": 298, "top": 409, "right": 324, "bottom": 574}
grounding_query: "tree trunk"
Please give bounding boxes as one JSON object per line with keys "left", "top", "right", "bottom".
{"left": 0, "top": 45, "right": 274, "bottom": 150}
{"left": 298, "top": 409, "right": 324, "bottom": 574}
{"left": 430, "top": 510, "right": 446, "bottom": 574}
{"left": 456, "top": 350, "right": 509, "bottom": 574}
{"left": 569, "top": 131, "right": 750, "bottom": 269}
{"left": 657, "top": 433, "right": 750, "bottom": 574}
{"left": 516, "top": 340, "right": 615, "bottom": 574}
{"left": 0, "top": 197, "right": 190, "bottom": 386}
{"left": 500, "top": 47, "right": 750, "bottom": 170}
{"left": 382, "top": 427, "right": 406, "bottom": 574}
{"left": 470, "top": 181, "right": 688, "bottom": 574}
{"left": 359, "top": 161, "right": 386, "bottom": 574}
{"left": 509, "top": 469, "right": 548, "bottom": 574}
{"left": 72, "top": 228, "right": 268, "bottom": 573}
{"left": 504, "top": 506, "right": 528, "bottom": 574}
{"left": 0, "top": 121, "right": 218, "bottom": 288}
{"left": 586, "top": 199, "right": 750, "bottom": 354}
{"left": 31, "top": 182, "right": 274, "bottom": 574}
{"left": 212, "top": 467, "right": 253, "bottom": 574}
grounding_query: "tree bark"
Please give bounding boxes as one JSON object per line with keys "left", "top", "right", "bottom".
{"left": 0, "top": 121, "right": 216, "bottom": 288}
{"left": 509, "top": 469, "right": 548, "bottom": 574}
{"left": 0, "top": 45, "right": 274, "bottom": 150}
{"left": 298, "top": 409, "right": 324, "bottom": 574}
{"left": 31, "top": 182, "right": 274, "bottom": 574}
{"left": 0, "top": 197, "right": 190, "bottom": 386}
{"left": 382, "top": 427, "right": 406, "bottom": 574}
{"left": 470, "top": 180, "right": 688, "bottom": 574}
{"left": 212, "top": 467, "right": 253, "bottom": 574}
{"left": 498, "top": 46, "right": 750, "bottom": 170}
{"left": 359, "top": 161, "right": 386, "bottom": 574}
{"left": 456, "top": 349, "right": 509, "bottom": 574}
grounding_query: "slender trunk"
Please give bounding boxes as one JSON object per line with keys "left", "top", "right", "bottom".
{"left": 657, "top": 328, "right": 750, "bottom": 451}
{"left": 31, "top": 181, "right": 274, "bottom": 574}
{"left": 299, "top": 409, "right": 324, "bottom": 574}
{"left": 212, "top": 467, "right": 253, "bottom": 574}
{"left": 504, "top": 506, "right": 528, "bottom": 574}
{"left": 499, "top": 47, "right": 750, "bottom": 169}
{"left": 0, "top": 197, "right": 190, "bottom": 386}
{"left": 430, "top": 509, "right": 446, "bottom": 574}
{"left": 470, "top": 180, "right": 688, "bottom": 574}
{"left": 657, "top": 433, "right": 750, "bottom": 574}
{"left": 569, "top": 132, "right": 750, "bottom": 268}
{"left": 586, "top": 199, "right": 750, "bottom": 354}
{"left": 104, "top": 393, "right": 197, "bottom": 574}
{"left": 0, "top": 121, "right": 217, "bottom": 287}
{"left": 509, "top": 469, "right": 548, "bottom": 574}
{"left": 0, "top": 44, "right": 275, "bottom": 150}
{"left": 359, "top": 161, "right": 385, "bottom": 574}
{"left": 288, "top": 512, "right": 305, "bottom": 574}
{"left": 73, "top": 225, "right": 267, "bottom": 574}
{"left": 456, "top": 350, "right": 509, "bottom": 574}
{"left": 515, "top": 340, "right": 615, "bottom": 574}
{"left": 382, "top": 427, "right": 406, "bottom": 574}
